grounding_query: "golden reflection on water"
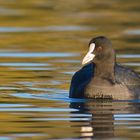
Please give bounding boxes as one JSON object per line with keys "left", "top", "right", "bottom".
{"left": 0, "top": 0, "right": 139, "bottom": 139}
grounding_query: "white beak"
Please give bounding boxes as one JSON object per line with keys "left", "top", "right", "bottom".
{"left": 82, "top": 43, "right": 96, "bottom": 65}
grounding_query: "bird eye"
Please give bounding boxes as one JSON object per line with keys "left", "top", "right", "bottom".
{"left": 96, "top": 46, "right": 102, "bottom": 52}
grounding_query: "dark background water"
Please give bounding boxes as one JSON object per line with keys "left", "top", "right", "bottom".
{"left": 0, "top": 0, "right": 140, "bottom": 140}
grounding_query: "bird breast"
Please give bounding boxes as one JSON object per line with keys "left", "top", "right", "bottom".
{"left": 85, "top": 79, "right": 132, "bottom": 100}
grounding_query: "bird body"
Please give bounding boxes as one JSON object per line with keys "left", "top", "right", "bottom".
{"left": 69, "top": 36, "right": 140, "bottom": 100}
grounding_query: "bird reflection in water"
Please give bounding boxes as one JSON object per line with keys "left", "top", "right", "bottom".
{"left": 70, "top": 99, "right": 138, "bottom": 139}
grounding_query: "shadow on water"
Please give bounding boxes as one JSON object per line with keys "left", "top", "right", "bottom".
{"left": 70, "top": 98, "right": 140, "bottom": 139}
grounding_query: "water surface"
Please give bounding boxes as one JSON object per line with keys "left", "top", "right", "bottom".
{"left": 0, "top": 0, "right": 140, "bottom": 139}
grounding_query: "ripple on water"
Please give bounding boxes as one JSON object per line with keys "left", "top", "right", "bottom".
{"left": 0, "top": 137, "right": 13, "bottom": 140}
{"left": 51, "top": 59, "right": 80, "bottom": 63}
{"left": 0, "top": 62, "right": 54, "bottom": 71}
{"left": 0, "top": 87, "right": 20, "bottom": 90}
{"left": 11, "top": 93, "right": 86, "bottom": 103}
{"left": 117, "top": 54, "right": 140, "bottom": 58}
{"left": 32, "top": 117, "right": 90, "bottom": 121}
{"left": 122, "top": 62, "right": 140, "bottom": 66}
{"left": 0, "top": 26, "right": 96, "bottom": 33}
{"left": 0, "top": 63, "right": 50, "bottom": 67}
{"left": 15, "top": 67, "right": 56, "bottom": 71}
{"left": 0, "top": 52, "right": 78, "bottom": 58}
{"left": 12, "top": 133, "right": 46, "bottom": 137}
{"left": 124, "top": 29, "right": 140, "bottom": 35}
{"left": 0, "top": 103, "right": 31, "bottom": 107}
{"left": 0, "top": 107, "right": 77, "bottom": 112}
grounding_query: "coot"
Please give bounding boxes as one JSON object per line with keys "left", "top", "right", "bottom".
{"left": 69, "top": 36, "right": 140, "bottom": 100}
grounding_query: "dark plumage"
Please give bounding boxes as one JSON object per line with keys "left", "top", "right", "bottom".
{"left": 69, "top": 36, "right": 140, "bottom": 100}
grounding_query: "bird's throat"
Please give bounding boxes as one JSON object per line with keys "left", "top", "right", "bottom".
{"left": 94, "top": 63, "right": 115, "bottom": 84}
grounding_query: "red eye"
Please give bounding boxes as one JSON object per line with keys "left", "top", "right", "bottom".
{"left": 97, "top": 46, "right": 102, "bottom": 52}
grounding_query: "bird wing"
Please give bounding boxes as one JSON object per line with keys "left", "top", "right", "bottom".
{"left": 115, "top": 64, "right": 140, "bottom": 99}
{"left": 69, "top": 63, "right": 94, "bottom": 98}
{"left": 115, "top": 63, "right": 140, "bottom": 85}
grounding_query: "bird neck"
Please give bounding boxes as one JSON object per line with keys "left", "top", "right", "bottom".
{"left": 94, "top": 62, "right": 115, "bottom": 84}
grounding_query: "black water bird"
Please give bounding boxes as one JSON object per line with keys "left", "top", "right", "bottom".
{"left": 69, "top": 36, "right": 140, "bottom": 100}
